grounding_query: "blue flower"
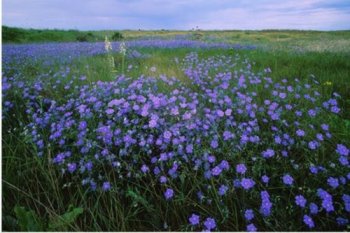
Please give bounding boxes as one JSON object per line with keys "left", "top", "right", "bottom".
{"left": 218, "top": 185, "right": 229, "bottom": 196}
{"left": 67, "top": 163, "right": 77, "bottom": 173}
{"left": 244, "top": 209, "right": 254, "bottom": 221}
{"left": 262, "top": 149, "right": 275, "bottom": 158}
{"left": 261, "top": 175, "right": 270, "bottom": 184}
{"left": 282, "top": 174, "right": 294, "bottom": 186}
{"left": 204, "top": 217, "right": 216, "bottom": 230}
{"left": 246, "top": 223, "right": 257, "bottom": 232}
{"left": 164, "top": 188, "right": 174, "bottom": 200}
{"left": 241, "top": 178, "right": 255, "bottom": 190}
{"left": 102, "top": 181, "right": 111, "bottom": 191}
{"left": 295, "top": 195, "right": 307, "bottom": 208}
{"left": 309, "top": 165, "right": 318, "bottom": 174}
{"left": 309, "top": 203, "right": 318, "bottom": 215}
{"left": 342, "top": 194, "right": 350, "bottom": 212}
{"left": 336, "top": 144, "right": 349, "bottom": 156}
{"left": 236, "top": 163, "right": 247, "bottom": 174}
{"left": 303, "top": 215, "right": 315, "bottom": 228}
{"left": 219, "top": 160, "right": 230, "bottom": 170}
{"left": 189, "top": 213, "right": 200, "bottom": 226}
{"left": 159, "top": 176, "right": 167, "bottom": 183}
{"left": 260, "top": 191, "right": 272, "bottom": 217}
{"left": 336, "top": 217, "right": 349, "bottom": 226}
{"left": 210, "top": 139, "right": 218, "bottom": 149}
{"left": 327, "top": 177, "right": 339, "bottom": 188}
{"left": 296, "top": 129, "right": 305, "bottom": 137}
{"left": 211, "top": 166, "right": 222, "bottom": 176}
{"left": 141, "top": 164, "right": 149, "bottom": 173}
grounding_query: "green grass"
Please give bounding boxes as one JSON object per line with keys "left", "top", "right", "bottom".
{"left": 2, "top": 29, "right": 350, "bottom": 231}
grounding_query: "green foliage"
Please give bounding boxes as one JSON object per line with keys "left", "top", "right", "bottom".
{"left": 112, "top": 31, "right": 124, "bottom": 41}
{"left": 2, "top": 26, "right": 27, "bottom": 42}
{"left": 2, "top": 26, "right": 101, "bottom": 43}
{"left": 8, "top": 205, "right": 84, "bottom": 231}
{"left": 126, "top": 188, "right": 155, "bottom": 212}
{"left": 76, "top": 32, "right": 96, "bottom": 42}
{"left": 192, "top": 29, "right": 204, "bottom": 40}
{"left": 13, "top": 206, "right": 43, "bottom": 231}
{"left": 48, "top": 205, "right": 84, "bottom": 231}
{"left": 2, "top": 215, "right": 19, "bottom": 231}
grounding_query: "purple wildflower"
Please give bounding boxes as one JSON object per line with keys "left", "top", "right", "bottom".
{"left": 211, "top": 166, "right": 222, "bottom": 176}
{"left": 295, "top": 195, "right": 307, "bottom": 208}
{"left": 322, "top": 198, "right": 334, "bottom": 212}
{"left": 141, "top": 164, "right": 149, "bottom": 173}
{"left": 241, "top": 178, "right": 255, "bottom": 190}
{"left": 336, "top": 217, "right": 349, "bottom": 226}
{"left": 218, "top": 185, "right": 229, "bottom": 196}
{"left": 342, "top": 194, "right": 350, "bottom": 212}
{"left": 105, "top": 108, "right": 114, "bottom": 115}
{"left": 160, "top": 176, "right": 167, "bottom": 183}
{"left": 223, "top": 131, "right": 233, "bottom": 140}
{"left": 321, "top": 124, "right": 329, "bottom": 131}
{"left": 246, "top": 223, "right": 257, "bottom": 232}
{"left": 262, "top": 149, "right": 275, "bottom": 158}
{"left": 261, "top": 175, "right": 270, "bottom": 184}
{"left": 219, "top": 160, "right": 230, "bottom": 170}
{"left": 207, "top": 155, "right": 216, "bottom": 163}
{"left": 309, "top": 203, "right": 318, "bottom": 214}
{"left": 331, "top": 106, "right": 340, "bottom": 113}
{"left": 163, "top": 130, "right": 172, "bottom": 140}
{"left": 282, "top": 174, "right": 294, "bottom": 186}
{"left": 309, "top": 165, "right": 318, "bottom": 174}
{"left": 303, "top": 215, "right": 315, "bottom": 228}
{"left": 204, "top": 217, "right": 216, "bottom": 230}
{"left": 308, "top": 141, "right": 318, "bottom": 150}
{"left": 186, "top": 144, "right": 193, "bottom": 154}
{"left": 327, "top": 177, "right": 339, "bottom": 189}
{"left": 336, "top": 144, "right": 349, "bottom": 156}
{"left": 210, "top": 139, "right": 218, "bottom": 149}
{"left": 102, "top": 181, "right": 111, "bottom": 191}
{"left": 244, "top": 209, "right": 254, "bottom": 221}
{"left": 236, "top": 163, "right": 247, "bottom": 174}
{"left": 149, "top": 119, "right": 157, "bottom": 128}
{"left": 233, "top": 179, "right": 241, "bottom": 188}
{"left": 260, "top": 191, "right": 272, "bottom": 217}
{"left": 67, "top": 163, "right": 77, "bottom": 173}
{"left": 296, "top": 129, "right": 305, "bottom": 137}
{"left": 339, "top": 156, "right": 349, "bottom": 166}
{"left": 164, "top": 188, "right": 174, "bottom": 200}
{"left": 189, "top": 213, "right": 200, "bottom": 226}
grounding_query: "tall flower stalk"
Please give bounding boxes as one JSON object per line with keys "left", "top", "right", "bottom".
{"left": 119, "top": 41, "right": 127, "bottom": 74}
{"left": 104, "top": 36, "right": 116, "bottom": 72}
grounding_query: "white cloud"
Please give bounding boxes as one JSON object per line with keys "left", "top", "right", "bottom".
{"left": 2, "top": 0, "right": 350, "bottom": 30}
{"left": 186, "top": 2, "right": 350, "bottom": 30}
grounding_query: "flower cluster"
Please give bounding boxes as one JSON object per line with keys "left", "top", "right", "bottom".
{"left": 3, "top": 45, "right": 349, "bottom": 231}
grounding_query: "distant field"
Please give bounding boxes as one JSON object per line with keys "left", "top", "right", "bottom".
{"left": 3, "top": 26, "right": 350, "bottom": 53}
{"left": 2, "top": 27, "right": 350, "bottom": 231}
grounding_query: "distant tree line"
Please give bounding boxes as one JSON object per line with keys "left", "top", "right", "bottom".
{"left": 2, "top": 26, "right": 124, "bottom": 43}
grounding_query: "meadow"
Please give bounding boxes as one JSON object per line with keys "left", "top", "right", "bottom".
{"left": 2, "top": 28, "right": 350, "bottom": 231}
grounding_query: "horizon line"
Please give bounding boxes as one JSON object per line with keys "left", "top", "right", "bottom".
{"left": 3, "top": 25, "right": 350, "bottom": 32}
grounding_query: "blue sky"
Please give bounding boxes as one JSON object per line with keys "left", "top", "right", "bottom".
{"left": 2, "top": 0, "right": 350, "bottom": 30}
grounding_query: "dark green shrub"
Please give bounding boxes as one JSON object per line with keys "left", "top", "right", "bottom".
{"left": 112, "top": 31, "right": 123, "bottom": 41}
{"left": 2, "top": 26, "right": 26, "bottom": 43}
{"left": 76, "top": 34, "right": 88, "bottom": 42}
{"left": 76, "top": 33, "right": 95, "bottom": 42}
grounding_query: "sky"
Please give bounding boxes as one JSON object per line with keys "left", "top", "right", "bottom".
{"left": 2, "top": 0, "right": 350, "bottom": 30}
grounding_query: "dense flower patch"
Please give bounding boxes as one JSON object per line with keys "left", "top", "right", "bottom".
{"left": 2, "top": 45, "right": 349, "bottom": 231}
{"left": 2, "top": 39, "right": 254, "bottom": 65}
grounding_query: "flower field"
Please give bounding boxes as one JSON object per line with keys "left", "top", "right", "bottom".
{"left": 2, "top": 36, "right": 350, "bottom": 231}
